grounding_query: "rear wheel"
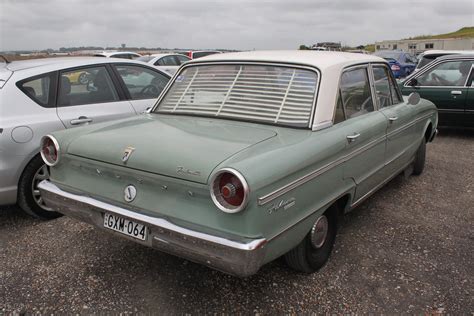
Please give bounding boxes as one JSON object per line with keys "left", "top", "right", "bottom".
{"left": 413, "top": 137, "right": 426, "bottom": 175}
{"left": 18, "top": 155, "right": 62, "bottom": 219}
{"left": 285, "top": 206, "right": 338, "bottom": 273}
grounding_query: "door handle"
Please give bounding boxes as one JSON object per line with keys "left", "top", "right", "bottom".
{"left": 389, "top": 116, "right": 398, "bottom": 122}
{"left": 346, "top": 133, "right": 361, "bottom": 143}
{"left": 451, "top": 90, "right": 462, "bottom": 95}
{"left": 70, "top": 116, "right": 93, "bottom": 125}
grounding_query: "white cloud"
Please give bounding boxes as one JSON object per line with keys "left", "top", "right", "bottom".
{"left": 0, "top": 0, "right": 472, "bottom": 51}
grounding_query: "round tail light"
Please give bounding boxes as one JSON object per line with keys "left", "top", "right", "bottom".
{"left": 40, "top": 135, "right": 60, "bottom": 166}
{"left": 210, "top": 168, "right": 249, "bottom": 213}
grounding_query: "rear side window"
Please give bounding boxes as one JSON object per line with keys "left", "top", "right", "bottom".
{"left": 339, "top": 67, "right": 374, "bottom": 119}
{"left": 114, "top": 65, "right": 169, "bottom": 100}
{"left": 156, "top": 56, "right": 178, "bottom": 66}
{"left": 58, "top": 66, "right": 119, "bottom": 106}
{"left": 176, "top": 55, "right": 191, "bottom": 64}
{"left": 17, "top": 73, "right": 53, "bottom": 107}
{"left": 373, "top": 66, "right": 393, "bottom": 108}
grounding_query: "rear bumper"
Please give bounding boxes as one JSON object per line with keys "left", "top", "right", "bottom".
{"left": 38, "top": 180, "right": 267, "bottom": 277}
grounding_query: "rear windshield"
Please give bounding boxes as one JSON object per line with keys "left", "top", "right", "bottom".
{"left": 192, "top": 51, "right": 220, "bottom": 59}
{"left": 416, "top": 54, "right": 453, "bottom": 69}
{"left": 136, "top": 56, "right": 154, "bottom": 63}
{"left": 374, "top": 51, "right": 402, "bottom": 60}
{"left": 155, "top": 64, "right": 319, "bottom": 128}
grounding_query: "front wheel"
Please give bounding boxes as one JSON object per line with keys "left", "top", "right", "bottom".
{"left": 17, "top": 155, "right": 63, "bottom": 219}
{"left": 412, "top": 137, "right": 426, "bottom": 175}
{"left": 284, "top": 206, "right": 338, "bottom": 273}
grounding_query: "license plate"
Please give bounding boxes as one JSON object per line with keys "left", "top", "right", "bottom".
{"left": 103, "top": 213, "right": 147, "bottom": 241}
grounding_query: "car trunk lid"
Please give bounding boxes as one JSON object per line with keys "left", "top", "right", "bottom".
{"left": 67, "top": 115, "right": 277, "bottom": 184}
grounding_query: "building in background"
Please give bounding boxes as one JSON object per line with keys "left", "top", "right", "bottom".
{"left": 375, "top": 37, "right": 474, "bottom": 55}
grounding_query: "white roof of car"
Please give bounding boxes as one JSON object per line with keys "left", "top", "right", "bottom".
{"left": 5, "top": 57, "right": 144, "bottom": 72}
{"left": 420, "top": 49, "right": 474, "bottom": 57}
{"left": 194, "top": 50, "right": 386, "bottom": 71}
{"left": 95, "top": 51, "right": 141, "bottom": 57}
{"left": 150, "top": 53, "right": 187, "bottom": 58}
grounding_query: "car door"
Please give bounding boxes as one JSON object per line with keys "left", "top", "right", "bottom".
{"left": 373, "top": 64, "right": 417, "bottom": 175}
{"left": 56, "top": 65, "right": 136, "bottom": 128}
{"left": 154, "top": 56, "right": 180, "bottom": 75}
{"left": 336, "top": 66, "right": 388, "bottom": 203}
{"left": 111, "top": 64, "right": 170, "bottom": 113}
{"left": 403, "top": 59, "right": 473, "bottom": 126}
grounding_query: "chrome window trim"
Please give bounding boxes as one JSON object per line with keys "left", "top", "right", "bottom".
{"left": 371, "top": 62, "right": 403, "bottom": 108}
{"left": 152, "top": 61, "right": 321, "bottom": 130}
{"left": 258, "top": 111, "right": 434, "bottom": 206}
{"left": 404, "top": 58, "right": 474, "bottom": 88}
{"left": 331, "top": 63, "right": 374, "bottom": 124}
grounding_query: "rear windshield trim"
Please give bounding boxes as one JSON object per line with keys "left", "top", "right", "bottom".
{"left": 152, "top": 61, "right": 321, "bottom": 129}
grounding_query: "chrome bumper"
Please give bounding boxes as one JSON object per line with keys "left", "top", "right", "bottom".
{"left": 38, "top": 180, "right": 267, "bottom": 277}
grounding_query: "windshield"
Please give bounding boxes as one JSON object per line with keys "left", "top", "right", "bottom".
{"left": 136, "top": 56, "right": 154, "bottom": 63}
{"left": 155, "top": 64, "right": 318, "bottom": 128}
{"left": 374, "top": 51, "right": 402, "bottom": 60}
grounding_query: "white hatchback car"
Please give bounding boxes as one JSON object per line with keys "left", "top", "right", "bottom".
{"left": 0, "top": 57, "right": 170, "bottom": 218}
{"left": 93, "top": 51, "right": 142, "bottom": 59}
{"left": 136, "top": 53, "right": 191, "bottom": 75}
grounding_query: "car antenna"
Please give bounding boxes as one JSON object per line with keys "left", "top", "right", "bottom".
{"left": 0, "top": 55, "right": 11, "bottom": 64}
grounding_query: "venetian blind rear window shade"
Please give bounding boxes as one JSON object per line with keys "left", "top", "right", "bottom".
{"left": 156, "top": 64, "right": 318, "bottom": 127}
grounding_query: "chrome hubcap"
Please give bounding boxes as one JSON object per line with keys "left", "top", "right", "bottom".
{"left": 310, "top": 215, "right": 329, "bottom": 249}
{"left": 32, "top": 164, "right": 52, "bottom": 211}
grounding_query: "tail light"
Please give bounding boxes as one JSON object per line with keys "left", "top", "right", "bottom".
{"left": 210, "top": 168, "right": 249, "bottom": 213}
{"left": 40, "top": 135, "right": 60, "bottom": 166}
{"left": 391, "top": 64, "right": 401, "bottom": 71}
{"left": 187, "top": 51, "right": 193, "bottom": 59}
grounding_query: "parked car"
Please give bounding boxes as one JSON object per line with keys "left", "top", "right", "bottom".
{"left": 184, "top": 50, "right": 221, "bottom": 59}
{"left": 415, "top": 50, "right": 474, "bottom": 72}
{"left": 93, "top": 51, "right": 141, "bottom": 59}
{"left": 136, "top": 53, "right": 191, "bottom": 75}
{"left": 0, "top": 57, "right": 170, "bottom": 218}
{"left": 373, "top": 50, "right": 417, "bottom": 78}
{"left": 38, "top": 51, "right": 437, "bottom": 277}
{"left": 401, "top": 54, "right": 474, "bottom": 128}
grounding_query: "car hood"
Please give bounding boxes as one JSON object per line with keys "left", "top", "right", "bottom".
{"left": 67, "top": 115, "right": 277, "bottom": 184}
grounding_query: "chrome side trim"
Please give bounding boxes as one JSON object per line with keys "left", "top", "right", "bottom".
{"left": 258, "top": 134, "right": 386, "bottom": 205}
{"left": 350, "top": 158, "right": 414, "bottom": 209}
{"left": 259, "top": 112, "right": 434, "bottom": 206}
{"left": 387, "top": 112, "right": 433, "bottom": 138}
{"left": 38, "top": 180, "right": 264, "bottom": 251}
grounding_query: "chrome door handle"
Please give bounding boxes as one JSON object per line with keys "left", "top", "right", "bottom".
{"left": 346, "top": 133, "right": 361, "bottom": 142}
{"left": 451, "top": 90, "right": 462, "bottom": 95}
{"left": 389, "top": 116, "right": 398, "bottom": 122}
{"left": 70, "top": 117, "right": 93, "bottom": 125}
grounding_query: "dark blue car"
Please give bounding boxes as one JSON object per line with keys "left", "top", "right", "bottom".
{"left": 374, "top": 50, "right": 417, "bottom": 78}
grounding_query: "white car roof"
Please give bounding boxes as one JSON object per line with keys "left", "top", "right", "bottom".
{"left": 193, "top": 50, "right": 386, "bottom": 71}
{"left": 3, "top": 57, "right": 171, "bottom": 81}
{"left": 150, "top": 53, "right": 187, "bottom": 58}
{"left": 5, "top": 57, "right": 147, "bottom": 72}
{"left": 420, "top": 50, "right": 474, "bottom": 57}
{"left": 95, "top": 51, "right": 141, "bottom": 57}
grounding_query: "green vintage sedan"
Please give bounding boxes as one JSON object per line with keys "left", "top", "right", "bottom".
{"left": 38, "top": 51, "right": 438, "bottom": 277}
{"left": 400, "top": 54, "right": 474, "bottom": 128}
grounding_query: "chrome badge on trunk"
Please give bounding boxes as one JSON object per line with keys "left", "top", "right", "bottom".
{"left": 122, "top": 146, "right": 135, "bottom": 163}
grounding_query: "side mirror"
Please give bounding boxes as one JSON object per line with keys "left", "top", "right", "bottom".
{"left": 408, "top": 78, "right": 418, "bottom": 87}
{"left": 407, "top": 92, "right": 421, "bottom": 105}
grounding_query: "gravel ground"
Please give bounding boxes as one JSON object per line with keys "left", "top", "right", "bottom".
{"left": 1, "top": 129, "right": 473, "bottom": 314}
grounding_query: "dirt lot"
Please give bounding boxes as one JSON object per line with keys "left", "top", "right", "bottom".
{"left": 1, "top": 130, "right": 473, "bottom": 314}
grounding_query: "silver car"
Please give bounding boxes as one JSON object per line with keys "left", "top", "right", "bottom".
{"left": 0, "top": 57, "right": 170, "bottom": 219}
